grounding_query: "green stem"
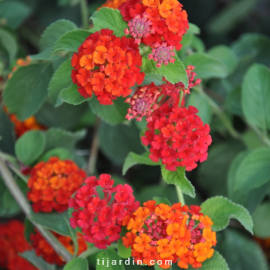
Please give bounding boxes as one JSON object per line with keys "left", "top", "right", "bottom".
{"left": 176, "top": 186, "right": 185, "bottom": 205}
{"left": 87, "top": 117, "right": 100, "bottom": 175}
{"left": 79, "top": 243, "right": 118, "bottom": 258}
{"left": 194, "top": 86, "right": 241, "bottom": 140}
{"left": 247, "top": 121, "right": 270, "bottom": 148}
{"left": 80, "top": 0, "right": 89, "bottom": 30}
{"left": 0, "top": 153, "right": 73, "bottom": 263}
{"left": 0, "top": 152, "right": 28, "bottom": 183}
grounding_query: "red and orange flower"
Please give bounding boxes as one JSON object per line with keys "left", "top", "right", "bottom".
{"left": 122, "top": 201, "right": 216, "bottom": 269}
{"left": 119, "top": 0, "right": 189, "bottom": 66}
{"left": 27, "top": 157, "right": 86, "bottom": 213}
{"left": 30, "top": 230, "right": 87, "bottom": 266}
{"left": 71, "top": 29, "right": 145, "bottom": 105}
{"left": 0, "top": 220, "right": 37, "bottom": 270}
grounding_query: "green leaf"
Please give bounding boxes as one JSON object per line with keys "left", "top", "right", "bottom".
{"left": 252, "top": 202, "right": 270, "bottom": 238}
{"left": 206, "top": 0, "right": 257, "bottom": 34}
{"left": 15, "top": 131, "right": 45, "bottom": 165}
{"left": 0, "top": 177, "right": 25, "bottom": 217}
{"left": 188, "top": 23, "right": 200, "bottom": 35}
{"left": 218, "top": 229, "right": 268, "bottom": 270}
{"left": 228, "top": 148, "right": 270, "bottom": 207}
{"left": 122, "top": 152, "right": 160, "bottom": 175}
{"left": 142, "top": 56, "right": 188, "bottom": 86}
{"left": 0, "top": 28, "right": 18, "bottom": 63}
{"left": 161, "top": 166, "right": 195, "bottom": 198}
{"left": 142, "top": 74, "right": 164, "bottom": 86}
{"left": 36, "top": 102, "right": 88, "bottom": 130}
{"left": 186, "top": 91, "right": 213, "bottom": 124}
{"left": 40, "top": 19, "right": 77, "bottom": 52}
{"left": 153, "top": 197, "right": 171, "bottom": 206}
{"left": 232, "top": 33, "right": 270, "bottom": 65}
{"left": 188, "top": 252, "right": 228, "bottom": 270}
{"left": 30, "top": 211, "right": 73, "bottom": 237}
{"left": 48, "top": 59, "right": 73, "bottom": 106}
{"left": 24, "top": 218, "right": 35, "bottom": 243}
{"left": 89, "top": 96, "right": 129, "bottom": 125}
{"left": 3, "top": 63, "right": 53, "bottom": 120}
{"left": 227, "top": 151, "right": 270, "bottom": 213}
{"left": 197, "top": 142, "right": 244, "bottom": 197}
{"left": 242, "top": 64, "right": 270, "bottom": 131}
{"left": 43, "top": 128, "right": 86, "bottom": 152}
{"left": 39, "top": 148, "right": 73, "bottom": 162}
{"left": 20, "top": 250, "right": 56, "bottom": 270}
{"left": 96, "top": 249, "right": 125, "bottom": 270}
{"left": 200, "top": 196, "right": 253, "bottom": 233}
{"left": 91, "top": 8, "right": 127, "bottom": 37}
{"left": 118, "top": 227, "right": 131, "bottom": 259}
{"left": 225, "top": 86, "right": 243, "bottom": 116}
{"left": 60, "top": 84, "right": 90, "bottom": 105}
{"left": 64, "top": 258, "right": 88, "bottom": 270}
{"left": 0, "top": 106, "right": 15, "bottom": 155}
{"left": 99, "top": 122, "right": 144, "bottom": 165}
{"left": 51, "top": 29, "right": 90, "bottom": 56}
{"left": 0, "top": 1, "right": 32, "bottom": 29}
{"left": 208, "top": 45, "right": 239, "bottom": 74}
{"left": 184, "top": 53, "right": 228, "bottom": 80}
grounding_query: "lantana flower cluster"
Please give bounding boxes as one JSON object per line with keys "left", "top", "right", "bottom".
{"left": 0, "top": 220, "right": 37, "bottom": 270}
{"left": 141, "top": 104, "right": 212, "bottom": 171}
{"left": 27, "top": 157, "right": 86, "bottom": 213}
{"left": 69, "top": 174, "right": 140, "bottom": 249}
{"left": 30, "top": 230, "right": 87, "bottom": 266}
{"left": 122, "top": 200, "right": 216, "bottom": 269}
{"left": 119, "top": 0, "right": 189, "bottom": 66}
{"left": 126, "top": 65, "right": 209, "bottom": 171}
{"left": 71, "top": 29, "right": 145, "bottom": 105}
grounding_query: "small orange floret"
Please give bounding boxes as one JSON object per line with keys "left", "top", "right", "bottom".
{"left": 133, "top": 206, "right": 150, "bottom": 220}
{"left": 27, "top": 157, "right": 86, "bottom": 213}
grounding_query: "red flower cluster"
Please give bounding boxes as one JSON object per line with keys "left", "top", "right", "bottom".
{"left": 71, "top": 29, "right": 145, "bottom": 105}
{"left": 0, "top": 220, "right": 37, "bottom": 270}
{"left": 30, "top": 230, "right": 87, "bottom": 266}
{"left": 27, "top": 157, "right": 86, "bottom": 213}
{"left": 125, "top": 65, "right": 201, "bottom": 122}
{"left": 69, "top": 174, "right": 140, "bottom": 249}
{"left": 142, "top": 104, "right": 212, "bottom": 171}
{"left": 119, "top": 0, "right": 189, "bottom": 65}
{"left": 122, "top": 201, "right": 216, "bottom": 269}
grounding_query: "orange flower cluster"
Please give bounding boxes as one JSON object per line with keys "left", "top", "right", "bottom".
{"left": 71, "top": 29, "right": 145, "bottom": 105}
{"left": 101, "top": 0, "right": 128, "bottom": 9}
{"left": 122, "top": 201, "right": 216, "bottom": 269}
{"left": 27, "top": 157, "right": 86, "bottom": 213}
{"left": 0, "top": 220, "right": 37, "bottom": 270}
{"left": 30, "top": 230, "right": 87, "bottom": 266}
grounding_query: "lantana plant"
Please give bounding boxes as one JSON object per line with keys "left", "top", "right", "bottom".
{"left": 0, "top": 0, "right": 269, "bottom": 270}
